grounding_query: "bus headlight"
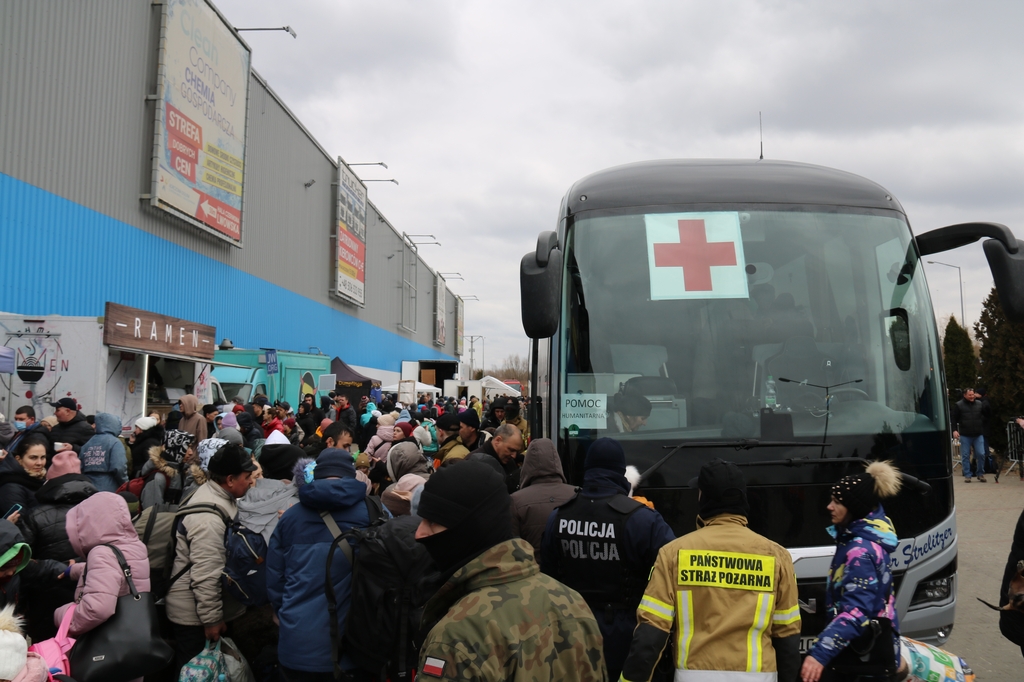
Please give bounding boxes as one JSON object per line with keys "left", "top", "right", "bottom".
{"left": 910, "top": 558, "right": 956, "bottom": 608}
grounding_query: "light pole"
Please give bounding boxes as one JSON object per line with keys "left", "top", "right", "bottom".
{"left": 236, "top": 26, "right": 297, "bottom": 38}
{"left": 466, "top": 335, "right": 485, "bottom": 379}
{"left": 927, "top": 260, "right": 965, "bottom": 326}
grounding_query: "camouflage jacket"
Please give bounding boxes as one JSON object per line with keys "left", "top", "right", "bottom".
{"left": 418, "top": 538, "right": 608, "bottom": 681}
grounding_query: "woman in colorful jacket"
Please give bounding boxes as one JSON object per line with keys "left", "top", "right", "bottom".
{"left": 801, "top": 461, "right": 903, "bottom": 682}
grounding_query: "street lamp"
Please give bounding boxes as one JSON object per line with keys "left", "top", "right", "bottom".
{"left": 926, "top": 260, "right": 965, "bottom": 326}
{"left": 362, "top": 178, "right": 399, "bottom": 185}
{"left": 466, "top": 335, "right": 485, "bottom": 378}
{"left": 236, "top": 26, "right": 297, "bottom": 38}
{"left": 437, "top": 272, "right": 463, "bottom": 281}
{"left": 404, "top": 233, "right": 440, "bottom": 247}
{"left": 349, "top": 162, "right": 389, "bottom": 169}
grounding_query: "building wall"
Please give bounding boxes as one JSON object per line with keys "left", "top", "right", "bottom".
{"left": 0, "top": 0, "right": 459, "bottom": 374}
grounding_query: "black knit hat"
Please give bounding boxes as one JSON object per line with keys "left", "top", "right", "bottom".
{"left": 458, "top": 409, "right": 480, "bottom": 429}
{"left": 831, "top": 461, "right": 902, "bottom": 522}
{"left": 696, "top": 459, "right": 749, "bottom": 520}
{"left": 584, "top": 437, "right": 626, "bottom": 475}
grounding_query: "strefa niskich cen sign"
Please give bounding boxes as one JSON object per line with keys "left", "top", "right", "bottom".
{"left": 151, "top": 0, "right": 250, "bottom": 245}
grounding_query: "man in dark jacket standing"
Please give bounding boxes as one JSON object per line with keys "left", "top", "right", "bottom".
{"left": 469, "top": 424, "right": 524, "bottom": 494}
{"left": 333, "top": 395, "right": 358, "bottom": 432}
{"left": 510, "top": 438, "right": 576, "bottom": 552}
{"left": 48, "top": 397, "right": 93, "bottom": 452}
{"left": 540, "top": 437, "right": 675, "bottom": 681}
{"left": 267, "top": 449, "right": 373, "bottom": 681}
{"left": 952, "top": 387, "right": 991, "bottom": 482}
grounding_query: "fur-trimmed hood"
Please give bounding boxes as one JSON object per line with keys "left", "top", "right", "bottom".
{"left": 148, "top": 445, "right": 182, "bottom": 480}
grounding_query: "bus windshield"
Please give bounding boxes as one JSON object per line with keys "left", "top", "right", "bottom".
{"left": 560, "top": 207, "right": 945, "bottom": 470}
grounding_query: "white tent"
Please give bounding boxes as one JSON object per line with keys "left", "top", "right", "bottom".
{"left": 480, "top": 375, "right": 521, "bottom": 397}
{"left": 381, "top": 381, "right": 442, "bottom": 395}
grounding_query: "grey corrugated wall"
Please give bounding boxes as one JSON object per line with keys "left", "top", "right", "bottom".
{"left": 0, "top": 0, "right": 458, "bottom": 360}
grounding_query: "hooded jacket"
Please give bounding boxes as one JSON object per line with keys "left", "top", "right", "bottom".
{"left": 0, "top": 456, "right": 44, "bottom": 517}
{"left": 177, "top": 395, "right": 207, "bottom": 447}
{"left": 418, "top": 538, "right": 606, "bottom": 681}
{"left": 0, "top": 522, "right": 30, "bottom": 610}
{"left": 509, "top": 440, "right": 576, "bottom": 551}
{"left": 129, "top": 424, "right": 164, "bottom": 478}
{"left": 52, "top": 492, "right": 150, "bottom": 636}
{"left": 385, "top": 440, "right": 431, "bottom": 484}
{"left": 235, "top": 411, "right": 264, "bottom": 448}
{"left": 365, "top": 423, "right": 396, "bottom": 463}
{"left": 78, "top": 413, "right": 126, "bottom": 492}
{"left": 436, "top": 434, "right": 470, "bottom": 466}
{"left": 267, "top": 476, "right": 372, "bottom": 673}
{"left": 238, "top": 478, "right": 299, "bottom": 543}
{"left": 139, "top": 445, "right": 183, "bottom": 509}
{"left": 21, "top": 474, "right": 97, "bottom": 561}
{"left": 469, "top": 440, "right": 520, "bottom": 494}
{"left": 807, "top": 506, "right": 901, "bottom": 668}
{"left": 50, "top": 411, "right": 94, "bottom": 449}
{"left": 165, "top": 480, "right": 244, "bottom": 627}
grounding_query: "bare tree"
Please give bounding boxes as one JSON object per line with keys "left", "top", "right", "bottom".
{"left": 488, "top": 354, "right": 530, "bottom": 388}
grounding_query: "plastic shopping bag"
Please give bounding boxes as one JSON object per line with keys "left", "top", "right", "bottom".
{"left": 219, "top": 637, "right": 255, "bottom": 682}
{"left": 900, "top": 637, "right": 975, "bottom": 682}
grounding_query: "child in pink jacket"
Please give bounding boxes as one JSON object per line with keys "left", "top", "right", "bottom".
{"left": 53, "top": 491, "right": 151, "bottom": 635}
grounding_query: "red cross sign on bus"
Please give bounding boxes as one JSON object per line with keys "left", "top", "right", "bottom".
{"left": 645, "top": 212, "right": 749, "bottom": 300}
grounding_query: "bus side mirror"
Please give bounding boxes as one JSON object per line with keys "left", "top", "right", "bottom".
{"left": 521, "top": 231, "right": 562, "bottom": 339}
{"left": 985, "top": 237, "right": 1024, "bottom": 323}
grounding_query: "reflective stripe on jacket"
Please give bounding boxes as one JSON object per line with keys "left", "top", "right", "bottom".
{"left": 628, "top": 514, "right": 800, "bottom": 679}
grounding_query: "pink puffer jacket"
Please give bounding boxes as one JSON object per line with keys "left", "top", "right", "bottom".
{"left": 11, "top": 652, "right": 48, "bottom": 682}
{"left": 53, "top": 492, "right": 151, "bottom": 636}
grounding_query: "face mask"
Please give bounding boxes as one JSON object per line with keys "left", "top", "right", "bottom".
{"left": 12, "top": 421, "right": 26, "bottom": 431}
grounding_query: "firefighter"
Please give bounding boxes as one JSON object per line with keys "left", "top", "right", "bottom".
{"left": 619, "top": 458, "right": 801, "bottom": 682}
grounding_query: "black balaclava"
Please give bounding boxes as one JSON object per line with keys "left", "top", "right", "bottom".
{"left": 696, "top": 458, "right": 749, "bottom": 522}
{"left": 416, "top": 460, "right": 513, "bottom": 576}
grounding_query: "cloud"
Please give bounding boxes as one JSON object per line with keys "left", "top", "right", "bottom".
{"left": 214, "top": 0, "right": 1024, "bottom": 362}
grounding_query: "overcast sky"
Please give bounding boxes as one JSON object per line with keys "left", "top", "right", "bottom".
{"left": 216, "top": 0, "right": 1024, "bottom": 363}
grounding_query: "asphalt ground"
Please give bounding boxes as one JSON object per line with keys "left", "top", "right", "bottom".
{"left": 943, "top": 467, "right": 1024, "bottom": 679}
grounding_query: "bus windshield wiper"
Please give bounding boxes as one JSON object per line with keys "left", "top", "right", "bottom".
{"left": 638, "top": 439, "right": 828, "bottom": 484}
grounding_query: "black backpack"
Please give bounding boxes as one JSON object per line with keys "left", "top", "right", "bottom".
{"left": 326, "top": 513, "right": 445, "bottom": 681}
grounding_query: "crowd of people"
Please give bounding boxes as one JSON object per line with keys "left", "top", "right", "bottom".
{"left": 0, "top": 388, "right": 972, "bottom": 681}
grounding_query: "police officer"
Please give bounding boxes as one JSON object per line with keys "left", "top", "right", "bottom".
{"left": 620, "top": 459, "right": 801, "bottom": 682}
{"left": 540, "top": 438, "right": 675, "bottom": 681}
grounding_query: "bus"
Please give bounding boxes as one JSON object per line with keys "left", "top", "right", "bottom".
{"left": 518, "top": 159, "right": 1024, "bottom": 648}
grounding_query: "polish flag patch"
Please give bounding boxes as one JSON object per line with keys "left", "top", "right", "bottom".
{"left": 422, "top": 656, "right": 446, "bottom": 677}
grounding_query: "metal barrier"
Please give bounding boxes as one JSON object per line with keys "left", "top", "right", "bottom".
{"left": 1007, "top": 420, "right": 1024, "bottom": 478}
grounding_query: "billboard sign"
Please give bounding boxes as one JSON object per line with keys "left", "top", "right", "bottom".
{"left": 152, "top": 0, "right": 250, "bottom": 245}
{"left": 265, "top": 349, "right": 278, "bottom": 375}
{"left": 435, "top": 274, "right": 447, "bottom": 347}
{"left": 455, "top": 297, "right": 464, "bottom": 357}
{"left": 336, "top": 160, "right": 367, "bottom": 304}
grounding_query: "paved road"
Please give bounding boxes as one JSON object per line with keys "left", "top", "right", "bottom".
{"left": 943, "top": 470, "right": 1024, "bottom": 678}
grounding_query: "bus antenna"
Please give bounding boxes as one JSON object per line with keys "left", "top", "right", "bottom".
{"left": 759, "top": 111, "right": 763, "bottom": 160}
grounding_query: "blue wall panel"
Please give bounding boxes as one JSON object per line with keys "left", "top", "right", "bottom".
{"left": 0, "top": 172, "right": 453, "bottom": 372}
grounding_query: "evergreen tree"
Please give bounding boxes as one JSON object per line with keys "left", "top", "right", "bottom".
{"left": 942, "top": 316, "right": 977, "bottom": 407}
{"left": 975, "top": 287, "right": 1024, "bottom": 452}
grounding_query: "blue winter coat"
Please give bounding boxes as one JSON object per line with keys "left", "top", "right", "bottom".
{"left": 266, "top": 477, "right": 372, "bottom": 673}
{"left": 808, "top": 505, "right": 900, "bottom": 667}
{"left": 538, "top": 467, "right": 676, "bottom": 677}
{"left": 79, "top": 413, "right": 126, "bottom": 493}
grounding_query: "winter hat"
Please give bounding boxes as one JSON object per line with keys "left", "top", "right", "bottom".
{"left": 261, "top": 444, "right": 304, "bottom": 481}
{"left": 232, "top": 404, "right": 245, "bottom": 414}
{"left": 220, "top": 412, "right": 239, "bottom": 429}
{"left": 414, "top": 425, "right": 433, "bottom": 448}
{"left": 318, "top": 418, "right": 334, "bottom": 433}
{"left": 165, "top": 410, "right": 183, "bottom": 431}
{"left": 283, "top": 417, "right": 297, "bottom": 429}
{"left": 416, "top": 460, "right": 513, "bottom": 574}
{"left": 584, "top": 437, "right": 627, "bottom": 475}
{"left": 118, "top": 491, "right": 140, "bottom": 517}
{"left": 218, "top": 427, "right": 244, "bottom": 446}
{"left": 382, "top": 473, "right": 428, "bottom": 517}
{"left": 397, "top": 409, "right": 411, "bottom": 423}
{"left": 196, "top": 438, "right": 228, "bottom": 471}
{"left": 293, "top": 457, "right": 314, "bottom": 484}
{"left": 354, "top": 452, "right": 371, "bottom": 471}
{"left": 162, "top": 429, "right": 195, "bottom": 464}
{"left": 395, "top": 422, "right": 415, "bottom": 440}
{"left": 458, "top": 409, "right": 480, "bottom": 429}
{"left": 0, "top": 605, "right": 27, "bottom": 680}
{"left": 236, "top": 412, "right": 257, "bottom": 432}
{"left": 695, "top": 458, "right": 749, "bottom": 521}
{"left": 378, "top": 413, "right": 397, "bottom": 427}
{"left": 45, "top": 450, "right": 81, "bottom": 481}
{"left": 265, "top": 430, "right": 289, "bottom": 446}
{"left": 314, "top": 449, "right": 356, "bottom": 480}
{"left": 40, "top": 415, "right": 58, "bottom": 428}
{"left": 437, "top": 412, "right": 460, "bottom": 434}
{"left": 135, "top": 416, "right": 158, "bottom": 432}
{"left": 832, "top": 461, "right": 902, "bottom": 522}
